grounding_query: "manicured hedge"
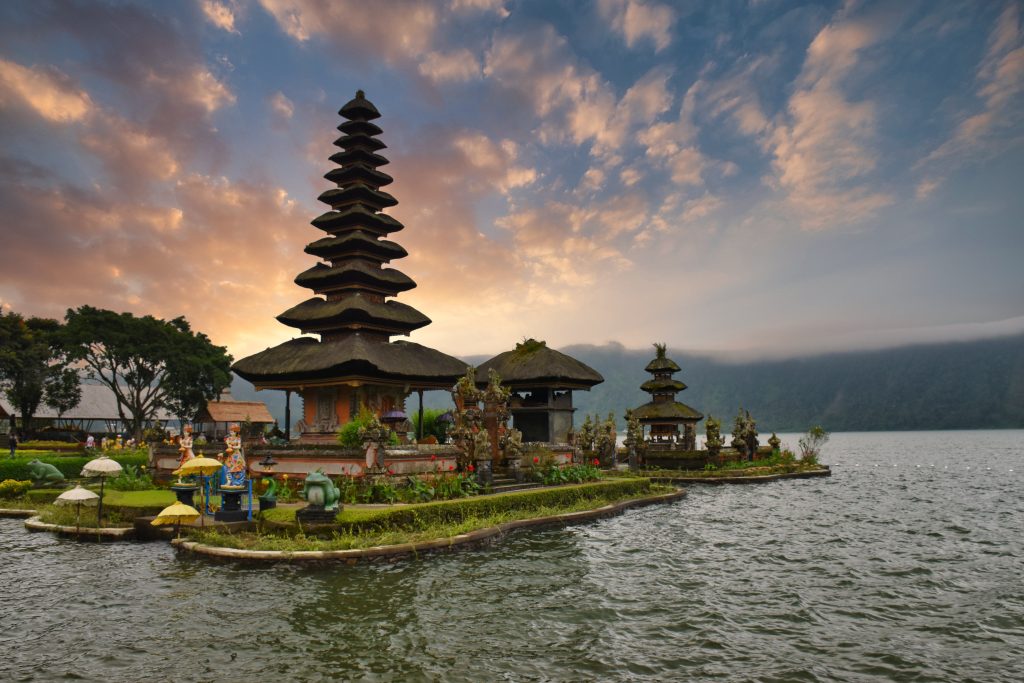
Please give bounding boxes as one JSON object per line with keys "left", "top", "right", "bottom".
{"left": 18, "top": 441, "right": 83, "bottom": 452}
{"left": 0, "top": 452, "right": 148, "bottom": 481}
{"left": 263, "top": 478, "right": 652, "bottom": 535}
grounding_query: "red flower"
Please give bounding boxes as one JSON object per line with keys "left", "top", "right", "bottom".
{"left": 430, "top": 454, "right": 437, "bottom": 461}
{"left": 388, "top": 469, "right": 394, "bottom": 475}
{"left": 468, "top": 464, "right": 475, "bottom": 472}
{"left": 593, "top": 458, "right": 600, "bottom": 466}
{"left": 533, "top": 456, "right": 539, "bottom": 464}
{"left": 449, "top": 465, "right": 455, "bottom": 471}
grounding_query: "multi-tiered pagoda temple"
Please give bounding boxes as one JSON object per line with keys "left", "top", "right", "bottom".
{"left": 233, "top": 91, "right": 467, "bottom": 442}
{"left": 633, "top": 343, "right": 703, "bottom": 450}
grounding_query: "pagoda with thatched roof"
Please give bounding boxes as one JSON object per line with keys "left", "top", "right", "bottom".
{"left": 233, "top": 90, "right": 468, "bottom": 442}
{"left": 475, "top": 339, "right": 603, "bottom": 443}
{"left": 633, "top": 344, "right": 703, "bottom": 449}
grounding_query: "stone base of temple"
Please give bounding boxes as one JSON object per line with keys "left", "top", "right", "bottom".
{"left": 295, "top": 431, "right": 340, "bottom": 445}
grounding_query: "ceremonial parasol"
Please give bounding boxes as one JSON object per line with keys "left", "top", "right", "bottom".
{"left": 172, "top": 456, "right": 223, "bottom": 526}
{"left": 151, "top": 501, "right": 201, "bottom": 538}
{"left": 55, "top": 485, "right": 99, "bottom": 536}
{"left": 81, "top": 456, "right": 123, "bottom": 528}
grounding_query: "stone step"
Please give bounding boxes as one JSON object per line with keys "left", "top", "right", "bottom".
{"left": 490, "top": 481, "right": 544, "bottom": 494}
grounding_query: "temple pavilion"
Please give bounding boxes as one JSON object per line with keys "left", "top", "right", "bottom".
{"left": 233, "top": 91, "right": 468, "bottom": 442}
{"left": 633, "top": 343, "right": 703, "bottom": 450}
{"left": 475, "top": 339, "right": 603, "bottom": 443}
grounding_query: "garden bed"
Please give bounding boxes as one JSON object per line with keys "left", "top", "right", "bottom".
{"left": 174, "top": 483, "right": 684, "bottom": 562}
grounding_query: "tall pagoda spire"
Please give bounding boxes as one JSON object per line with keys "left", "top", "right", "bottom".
{"left": 233, "top": 91, "right": 467, "bottom": 402}
{"left": 277, "top": 90, "right": 429, "bottom": 343}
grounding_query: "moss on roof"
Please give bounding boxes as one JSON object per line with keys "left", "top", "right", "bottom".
{"left": 632, "top": 401, "right": 703, "bottom": 422}
{"left": 640, "top": 378, "right": 687, "bottom": 393}
{"left": 474, "top": 339, "right": 603, "bottom": 389}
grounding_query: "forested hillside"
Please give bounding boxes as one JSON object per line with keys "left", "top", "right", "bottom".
{"left": 233, "top": 334, "right": 1024, "bottom": 433}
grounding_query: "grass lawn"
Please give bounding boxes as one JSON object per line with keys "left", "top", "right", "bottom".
{"left": 193, "top": 480, "right": 676, "bottom": 552}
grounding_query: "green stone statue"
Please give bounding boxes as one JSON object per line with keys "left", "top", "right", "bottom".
{"left": 27, "top": 460, "right": 65, "bottom": 486}
{"left": 300, "top": 470, "right": 341, "bottom": 511}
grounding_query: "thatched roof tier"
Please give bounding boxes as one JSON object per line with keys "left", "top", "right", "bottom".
{"left": 475, "top": 339, "right": 603, "bottom": 389}
{"left": 329, "top": 148, "right": 389, "bottom": 168}
{"left": 304, "top": 232, "right": 406, "bottom": 262}
{"left": 294, "top": 261, "right": 415, "bottom": 295}
{"left": 233, "top": 336, "right": 468, "bottom": 388}
{"left": 318, "top": 186, "right": 398, "bottom": 211}
{"left": 200, "top": 400, "right": 274, "bottom": 425}
{"left": 337, "top": 119, "right": 382, "bottom": 137}
{"left": 644, "top": 356, "right": 681, "bottom": 373}
{"left": 312, "top": 206, "right": 403, "bottom": 235}
{"left": 632, "top": 401, "right": 703, "bottom": 422}
{"left": 338, "top": 90, "right": 380, "bottom": 121}
{"left": 324, "top": 164, "right": 392, "bottom": 188}
{"left": 277, "top": 295, "right": 430, "bottom": 335}
{"left": 640, "top": 378, "right": 687, "bottom": 393}
{"left": 333, "top": 133, "right": 387, "bottom": 152}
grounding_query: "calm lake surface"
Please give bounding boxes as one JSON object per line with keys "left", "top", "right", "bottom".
{"left": 2, "top": 430, "right": 1022, "bottom": 682}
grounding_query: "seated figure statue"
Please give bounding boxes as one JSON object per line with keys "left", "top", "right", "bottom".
{"left": 221, "top": 423, "right": 247, "bottom": 487}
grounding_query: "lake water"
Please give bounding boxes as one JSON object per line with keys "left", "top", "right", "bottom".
{"left": 2, "top": 430, "right": 1022, "bottom": 682}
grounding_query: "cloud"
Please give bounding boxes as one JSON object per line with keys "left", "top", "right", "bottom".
{"left": 597, "top": 0, "right": 675, "bottom": 52}
{"left": 919, "top": 3, "right": 1023, "bottom": 181}
{"left": 269, "top": 91, "right": 294, "bottom": 121}
{"left": 258, "top": 0, "right": 439, "bottom": 61}
{"left": 484, "top": 28, "right": 674, "bottom": 159}
{"left": 0, "top": 59, "right": 93, "bottom": 122}
{"left": 418, "top": 49, "right": 482, "bottom": 83}
{"left": 199, "top": 0, "right": 239, "bottom": 34}
{"left": 762, "top": 10, "right": 898, "bottom": 228}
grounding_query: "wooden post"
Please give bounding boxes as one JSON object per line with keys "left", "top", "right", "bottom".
{"left": 284, "top": 390, "right": 292, "bottom": 441}
{"left": 417, "top": 389, "right": 424, "bottom": 441}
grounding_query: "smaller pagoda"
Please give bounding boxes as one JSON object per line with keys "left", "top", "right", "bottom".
{"left": 633, "top": 343, "right": 703, "bottom": 450}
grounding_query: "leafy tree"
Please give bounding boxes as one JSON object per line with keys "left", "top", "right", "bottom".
{"left": 412, "top": 408, "right": 449, "bottom": 441}
{"left": 63, "top": 306, "right": 232, "bottom": 440}
{"left": 0, "top": 311, "right": 78, "bottom": 432}
{"left": 798, "top": 425, "right": 830, "bottom": 465}
{"left": 44, "top": 367, "right": 83, "bottom": 426}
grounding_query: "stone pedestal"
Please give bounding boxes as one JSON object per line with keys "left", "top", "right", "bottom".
{"left": 214, "top": 486, "right": 247, "bottom": 522}
{"left": 475, "top": 458, "right": 493, "bottom": 486}
{"left": 296, "top": 506, "right": 339, "bottom": 524}
{"left": 170, "top": 485, "right": 197, "bottom": 507}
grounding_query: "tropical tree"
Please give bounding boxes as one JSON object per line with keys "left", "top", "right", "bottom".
{"left": 798, "top": 425, "right": 830, "bottom": 465}
{"left": 0, "top": 311, "right": 78, "bottom": 432}
{"left": 44, "top": 367, "right": 83, "bottom": 427}
{"left": 63, "top": 306, "right": 232, "bottom": 440}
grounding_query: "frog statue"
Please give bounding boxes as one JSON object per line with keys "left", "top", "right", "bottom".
{"left": 27, "top": 459, "right": 66, "bottom": 486}
{"left": 301, "top": 470, "right": 340, "bottom": 509}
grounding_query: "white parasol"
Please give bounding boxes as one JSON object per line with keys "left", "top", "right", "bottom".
{"left": 55, "top": 486, "right": 99, "bottom": 536}
{"left": 81, "top": 456, "right": 124, "bottom": 527}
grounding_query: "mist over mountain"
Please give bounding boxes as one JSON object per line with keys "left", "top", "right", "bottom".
{"left": 232, "top": 333, "right": 1024, "bottom": 433}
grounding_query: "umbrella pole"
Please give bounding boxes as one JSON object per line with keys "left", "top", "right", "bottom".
{"left": 201, "top": 474, "right": 206, "bottom": 527}
{"left": 76, "top": 501, "right": 81, "bottom": 539}
{"left": 97, "top": 476, "right": 105, "bottom": 528}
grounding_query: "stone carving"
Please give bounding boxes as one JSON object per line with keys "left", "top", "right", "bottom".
{"left": 27, "top": 459, "right": 65, "bottom": 485}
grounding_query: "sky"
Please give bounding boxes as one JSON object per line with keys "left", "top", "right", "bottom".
{"left": 0, "top": 0, "right": 1021, "bottom": 364}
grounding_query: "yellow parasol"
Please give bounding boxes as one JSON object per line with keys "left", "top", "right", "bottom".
{"left": 151, "top": 501, "right": 201, "bottom": 538}
{"left": 172, "top": 456, "right": 223, "bottom": 477}
{"left": 171, "top": 456, "right": 224, "bottom": 526}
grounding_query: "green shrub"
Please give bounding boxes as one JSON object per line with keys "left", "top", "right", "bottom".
{"left": 106, "top": 464, "right": 157, "bottom": 491}
{"left": 0, "top": 479, "right": 32, "bottom": 499}
{"left": 264, "top": 478, "right": 652, "bottom": 536}
{"left": 411, "top": 408, "right": 450, "bottom": 442}
{"left": 0, "top": 451, "right": 148, "bottom": 481}
{"left": 18, "top": 440, "right": 82, "bottom": 452}
{"left": 336, "top": 406, "right": 399, "bottom": 447}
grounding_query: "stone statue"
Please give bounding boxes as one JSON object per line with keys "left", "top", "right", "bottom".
{"left": 220, "top": 423, "right": 247, "bottom": 487}
{"left": 768, "top": 432, "right": 781, "bottom": 454}
{"left": 743, "top": 411, "right": 759, "bottom": 460}
{"left": 177, "top": 424, "right": 196, "bottom": 468}
{"left": 705, "top": 416, "right": 722, "bottom": 458}
{"left": 27, "top": 460, "right": 65, "bottom": 486}
{"left": 297, "top": 469, "right": 342, "bottom": 523}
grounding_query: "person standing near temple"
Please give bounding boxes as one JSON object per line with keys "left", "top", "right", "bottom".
{"left": 8, "top": 432, "right": 17, "bottom": 458}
